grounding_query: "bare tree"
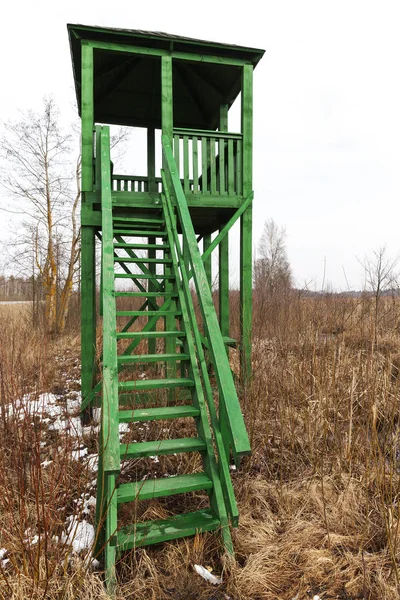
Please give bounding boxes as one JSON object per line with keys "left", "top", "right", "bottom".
{"left": 0, "top": 98, "right": 80, "bottom": 333}
{"left": 254, "top": 218, "right": 292, "bottom": 296}
{"left": 361, "top": 246, "right": 399, "bottom": 345}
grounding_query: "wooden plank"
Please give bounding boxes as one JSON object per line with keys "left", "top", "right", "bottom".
{"left": 240, "top": 64, "right": 253, "bottom": 383}
{"left": 161, "top": 137, "right": 251, "bottom": 464}
{"left": 201, "top": 137, "right": 208, "bottom": 193}
{"left": 80, "top": 225, "right": 96, "bottom": 411}
{"left": 227, "top": 138, "right": 234, "bottom": 195}
{"left": 118, "top": 405, "right": 199, "bottom": 422}
{"left": 183, "top": 135, "right": 190, "bottom": 192}
{"left": 173, "top": 134, "right": 180, "bottom": 175}
{"left": 120, "top": 437, "right": 206, "bottom": 459}
{"left": 88, "top": 40, "right": 250, "bottom": 66}
{"left": 117, "top": 509, "right": 220, "bottom": 552}
{"left": 117, "top": 473, "right": 212, "bottom": 503}
{"left": 218, "top": 137, "right": 225, "bottom": 194}
{"left": 81, "top": 43, "right": 94, "bottom": 193}
{"left": 118, "top": 378, "right": 194, "bottom": 392}
{"left": 219, "top": 228, "right": 230, "bottom": 348}
{"left": 203, "top": 235, "right": 212, "bottom": 290}
{"left": 209, "top": 138, "right": 216, "bottom": 194}
{"left": 99, "top": 126, "right": 120, "bottom": 475}
{"left": 117, "top": 353, "right": 189, "bottom": 364}
{"left": 161, "top": 56, "right": 173, "bottom": 142}
{"left": 192, "top": 136, "right": 199, "bottom": 193}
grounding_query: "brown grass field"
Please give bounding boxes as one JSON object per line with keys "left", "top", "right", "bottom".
{"left": 1, "top": 291, "right": 400, "bottom": 599}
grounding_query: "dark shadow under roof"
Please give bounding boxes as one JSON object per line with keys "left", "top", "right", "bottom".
{"left": 68, "top": 24, "right": 265, "bottom": 130}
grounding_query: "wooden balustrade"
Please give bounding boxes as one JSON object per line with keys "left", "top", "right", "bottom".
{"left": 112, "top": 175, "right": 162, "bottom": 193}
{"left": 173, "top": 128, "right": 243, "bottom": 196}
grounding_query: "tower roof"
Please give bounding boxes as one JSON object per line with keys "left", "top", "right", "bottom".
{"left": 68, "top": 23, "right": 265, "bottom": 130}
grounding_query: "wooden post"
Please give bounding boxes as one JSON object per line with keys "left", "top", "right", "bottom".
{"left": 219, "top": 104, "right": 229, "bottom": 349}
{"left": 240, "top": 64, "right": 253, "bottom": 384}
{"left": 161, "top": 55, "right": 176, "bottom": 376}
{"left": 203, "top": 234, "right": 212, "bottom": 290}
{"left": 147, "top": 127, "right": 156, "bottom": 193}
{"left": 80, "top": 42, "right": 96, "bottom": 414}
{"left": 148, "top": 236, "right": 157, "bottom": 355}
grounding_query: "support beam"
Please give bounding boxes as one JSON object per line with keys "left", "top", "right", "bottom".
{"left": 81, "top": 43, "right": 94, "bottom": 193}
{"left": 219, "top": 229, "right": 229, "bottom": 350}
{"left": 81, "top": 226, "right": 96, "bottom": 412}
{"left": 148, "top": 236, "right": 157, "bottom": 354}
{"left": 240, "top": 64, "right": 253, "bottom": 384}
{"left": 147, "top": 128, "right": 156, "bottom": 193}
{"left": 203, "top": 234, "right": 212, "bottom": 290}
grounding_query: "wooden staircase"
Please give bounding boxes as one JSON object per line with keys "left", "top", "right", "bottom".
{"left": 90, "top": 126, "right": 251, "bottom": 591}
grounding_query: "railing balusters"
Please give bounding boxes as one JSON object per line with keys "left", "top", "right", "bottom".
{"left": 210, "top": 138, "right": 216, "bottom": 195}
{"left": 236, "top": 139, "right": 242, "bottom": 195}
{"left": 192, "top": 136, "right": 199, "bottom": 193}
{"left": 183, "top": 135, "right": 189, "bottom": 192}
{"left": 219, "top": 137, "right": 225, "bottom": 194}
{"left": 227, "top": 139, "right": 234, "bottom": 195}
{"left": 201, "top": 137, "right": 208, "bottom": 193}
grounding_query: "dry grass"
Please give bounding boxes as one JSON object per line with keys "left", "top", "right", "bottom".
{"left": 2, "top": 293, "right": 400, "bottom": 598}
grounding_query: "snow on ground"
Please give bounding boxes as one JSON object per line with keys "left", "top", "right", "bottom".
{"left": 2, "top": 360, "right": 101, "bottom": 565}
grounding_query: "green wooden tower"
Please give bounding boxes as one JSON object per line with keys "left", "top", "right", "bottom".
{"left": 68, "top": 23, "right": 264, "bottom": 590}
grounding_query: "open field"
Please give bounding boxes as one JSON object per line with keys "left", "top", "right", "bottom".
{"left": 1, "top": 292, "right": 400, "bottom": 599}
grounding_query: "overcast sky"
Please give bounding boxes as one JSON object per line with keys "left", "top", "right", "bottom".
{"left": 1, "top": 0, "right": 399, "bottom": 290}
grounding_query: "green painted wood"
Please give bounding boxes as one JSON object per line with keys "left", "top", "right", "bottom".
{"left": 227, "top": 138, "right": 234, "bottom": 195}
{"left": 115, "top": 273, "right": 173, "bottom": 280}
{"left": 148, "top": 235, "right": 157, "bottom": 354}
{"left": 161, "top": 188, "right": 235, "bottom": 540}
{"left": 117, "top": 472, "right": 213, "bottom": 504}
{"left": 116, "top": 311, "right": 179, "bottom": 317}
{"left": 117, "top": 509, "right": 220, "bottom": 552}
{"left": 118, "top": 377, "right": 194, "bottom": 392}
{"left": 80, "top": 226, "right": 96, "bottom": 412}
{"left": 113, "top": 243, "right": 169, "bottom": 249}
{"left": 203, "top": 234, "right": 212, "bottom": 290}
{"left": 161, "top": 138, "right": 251, "bottom": 464}
{"left": 118, "top": 405, "right": 199, "bottom": 422}
{"left": 120, "top": 437, "right": 206, "bottom": 459}
{"left": 81, "top": 43, "right": 94, "bottom": 192}
{"left": 117, "top": 330, "right": 185, "bottom": 339}
{"left": 192, "top": 136, "right": 199, "bottom": 193}
{"left": 114, "top": 235, "right": 162, "bottom": 291}
{"left": 104, "top": 473, "right": 117, "bottom": 593}
{"left": 113, "top": 216, "right": 164, "bottom": 225}
{"left": 115, "top": 291, "right": 177, "bottom": 297}
{"left": 99, "top": 126, "right": 120, "bottom": 475}
{"left": 201, "top": 137, "right": 208, "bottom": 193}
{"left": 161, "top": 186, "right": 238, "bottom": 530}
{"left": 240, "top": 64, "right": 253, "bottom": 383}
{"left": 210, "top": 139, "right": 217, "bottom": 195}
{"left": 183, "top": 135, "right": 190, "bottom": 192}
{"left": 114, "top": 257, "right": 172, "bottom": 264}
{"left": 113, "top": 229, "right": 167, "bottom": 236}
{"left": 87, "top": 39, "right": 251, "bottom": 66}
{"left": 219, "top": 228, "right": 230, "bottom": 351}
{"left": 174, "top": 128, "right": 241, "bottom": 140}
{"left": 161, "top": 55, "right": 173, "bottom": 142}
{"left": 147, "top": 128, "right": 157, "bottom": 193}
{"left": 117, "top": 353, "right": 189, "bottom": 364}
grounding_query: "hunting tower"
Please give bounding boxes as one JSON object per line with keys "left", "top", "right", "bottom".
{"left": 68, "top": 23, "right": 264, "bottom": 590}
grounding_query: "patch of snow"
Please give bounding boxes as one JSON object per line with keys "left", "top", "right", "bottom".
{"left": 61, "top": 517, "right": 95, "bottom": 554}
{"left": 193, "top": 564, "right": 222, "bottom": 585}
{"left": 0, "top": 549, "right": 7, "bottom": 560}
{"left": 72, "top": 447, "right": 88, "bottom": 460}
{"left": 119, "top": 423, "right": 130, "bottom": 433}
{"left": 84, "top": 454, "right": 99, "bottom": 473}
{"left": 41, "top": 460, "right": 53, "bottom": 468}
{"left": 150, "top": 455, "right": 160, "bottom": 463}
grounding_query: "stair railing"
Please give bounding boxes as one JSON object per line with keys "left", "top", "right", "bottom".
{"left": 93, "top": 126, "right": 120, "bottom": 587}
{"left": 161, "top": 135, "right": 251, "bottom": 467}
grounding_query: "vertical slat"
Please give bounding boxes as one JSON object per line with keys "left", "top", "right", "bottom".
{"left": 218, "top": 138, "right": 225, "bottom": 195}
{"left": 210, "top": 138, "right": 216, "bottom": 195}
{"left": 227, "top": 139, "right": 234, "bottom": 195}
{"left": 203, "top": 234, "right": 212, "bottom": 290}
{"left": 173, "top": 134, "right": 180, "bottom": 178}
{"left": 240, "top": 64, "right": 253, "bottom": 383}
{"left": 236, "top": 139, "right": 243, "bottom": 195}
{"left": 201, "top": 137, "right": 208, "bottom": 193}
{"left": 147, "top": 127, "right": 156, "bottom": 193}
{"left": 192, "top": 136, "right": 199, "bottom": 193}
{"left": 183, "top": 135, "right": 190, "bottom": 192}
{"left": 219, "top": 230, "right": 229, "bottom": 351}
{"left": 81, "top": 43, "right": 94, "bottom": 193}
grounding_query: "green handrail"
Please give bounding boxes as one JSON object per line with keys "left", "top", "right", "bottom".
{"left": 161, "top": 134, "right": 251, "bottom": 465}
{"left": 97, "top": 125, "right": 120, "bottom": 475}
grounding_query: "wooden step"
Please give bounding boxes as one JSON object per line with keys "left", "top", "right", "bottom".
{"left": 118, "top": 378, "right": 194, "bottom": 392}
{"left": 113, "top": 243, "right": 169, "bottom": 250}
{"left": 117, "top": 330, "right": 185, "bottom": 339}
{"left": 117, "top": 509, "right": 220, "bottom": 551}
{"left": 113, "top": 229, "right": 167, "bottom": 236}
{"left": 113, "top": 217, "right": 165, "bottom": 225}
{"left": 117, "top": 472, "right": 213, "bottom": 504}
{"left": 117, "top": 352, "right": 190, "bottom": 364}
{"left": 118, "top": 390, "right": 192, "bottom": 406}
{"left": 116, "top": 311, "right": 181, "bottom": 318}
{"left": 114, "top": 257, "right": 172, "bottom": 264}
{"left": 115, "top": 273, "right": 174, "bottom": 279}
{"left": 118, "top": 405, "right": 200, "bottom": 423}
{"left": 120, "top": 437, "right": 206, "bottom": 459}
{"left": 115, "top": 291, "right": 177, "bottom": 298}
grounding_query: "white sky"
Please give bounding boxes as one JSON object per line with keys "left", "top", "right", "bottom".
{"left": 1, "top": 0, "right": 399, "bottom": 290}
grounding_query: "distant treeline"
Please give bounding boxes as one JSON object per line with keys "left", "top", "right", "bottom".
{"left": 0, "top": 275, "right": 43, "bottom": 302}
